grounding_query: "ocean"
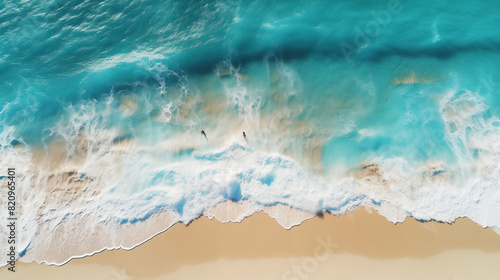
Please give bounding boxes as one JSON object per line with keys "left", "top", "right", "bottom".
{"left": 1, "top": 0, "right": 500, "bottom": 265}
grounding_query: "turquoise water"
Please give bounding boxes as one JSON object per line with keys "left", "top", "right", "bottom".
{"left": 1, "top": 0, "right": 500, "bottom": 264}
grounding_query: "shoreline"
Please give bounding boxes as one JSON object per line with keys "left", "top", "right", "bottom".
{"left": 2, "top": 207, "right": 500, "bottom": 279}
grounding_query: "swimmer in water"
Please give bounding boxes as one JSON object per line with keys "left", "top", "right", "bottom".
{"left": 243, "top": 132, "right": 246, "bottom": 138}
{"left": 201, "top": 130, "right": 206, "bottom": 136}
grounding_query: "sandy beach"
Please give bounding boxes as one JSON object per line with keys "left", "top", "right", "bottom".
{"left": 1, "top": 208, "right": 500, "bottom": 280}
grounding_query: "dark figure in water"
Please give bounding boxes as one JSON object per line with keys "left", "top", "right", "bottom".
{"left": 243, "top": 132, "right": 246, "bottom": 138}
{"left": 201, "top": 130, "right": 206, "bottom": 136}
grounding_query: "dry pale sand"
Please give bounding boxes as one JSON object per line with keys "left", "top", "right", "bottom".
{"left": 2, "top": 208, "right": 500, "bottom": 280}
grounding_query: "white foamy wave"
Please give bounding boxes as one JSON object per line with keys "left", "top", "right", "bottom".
{"left": 2, "top": 130, "right": 500, "bottom": 266}
{"left": 368, "top": 88, "right": 500, "bottom": 226}
{"left": 2, "top": 84, "right": 500, "bottom": 267}
{"left": 0, "top": 140, "right": 365, "bottom": 265}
